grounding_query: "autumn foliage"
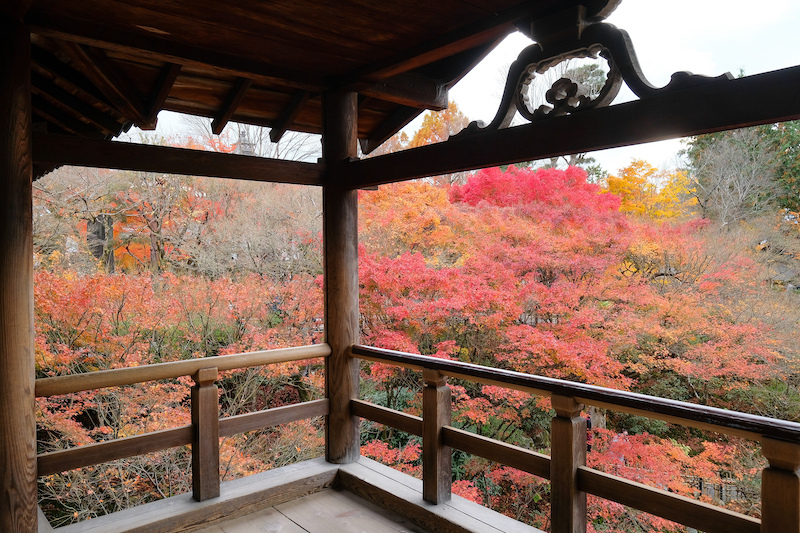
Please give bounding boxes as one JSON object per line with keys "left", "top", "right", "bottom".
{"left": 33, "top": 124, "right": 800, "bottom": 532}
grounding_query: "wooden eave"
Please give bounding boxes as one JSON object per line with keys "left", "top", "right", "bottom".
{"left": 19, "top": 0, "right": 621, "bottom": 157}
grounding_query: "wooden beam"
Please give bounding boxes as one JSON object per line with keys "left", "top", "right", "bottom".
{"left": 31, "top": 44, "right": 117, "bottom": 110}
{"left": 32, "top": 133, "right": 325, "bottom": 185}
{"left": 31, "top": 71, "right": 121, "bottom": 135}
{"left": 337, "top": 0, "right": 541, "bottom": 86}
{"left": 37, "top": 345, "right": 331, "bottom": 398}
{"left": 343, "top": 65, "right": 800, "bottom": 188}
{"left": 270, "top": 90, "right": 310, "bottom": 143}
{"left": 578, "top": 467, "right": 760, "bottom": 533}
{"left": 211, "top": 77, "right": 251, "bottom": 135}
{"left": 442, "top": 426, "right": 551, "bottom": 480}
{"left": 32, "top": 95, "right": 102, "bottom": 138}
{"left": 37, "top": 426, "right": 194, "bottom": 477}
{"left": 220, "top": 399, "right": 330, "bottom": 437}
{"left": 144, "top": 62, "right": 181, "bottom": 125}
{"left": 361, "top": 72, "right": 447, "bottom": 110}
{"left": 28, "top": 14, "right": 324, "bottom": 92}
{"left": 350, "top": 399, "right": 423, "bottom": 436}
{"left": 58, "top": 41, "right": 151, "bottom": 128}
{"left": 0, "top": 19, "right": 37, "bottom": 532}
{"left": 323, "top": 91, "right": 360, "bottom": 464}
{"left": 351, "top": 345, "right": 800, "bottom": 443}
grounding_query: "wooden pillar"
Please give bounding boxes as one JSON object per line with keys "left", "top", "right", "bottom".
{"left": 761, "top": 437, "right": 800, "bottom": 533}
{"left": 550, "top": 395, "right": 587, "bottom": 533}
{"left": 322, "top": 90, "right": 360, "bottom": 464}
{"left": 422, "top": 369, "right": 451, "bottom": 504}
{"left": 191, "top": 367, "right": 220, "bottom": 501}
{"left": 0, "top": 16, "right": 37, "bottom": 533}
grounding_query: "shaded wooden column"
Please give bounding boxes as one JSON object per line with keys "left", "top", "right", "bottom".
{"left": 422, "top": 369, "right": 451, "bottom": 504}
{"left": 323, "top": 90, "right": 360, "bottom": 463}
{"left": 0, "top": 16, "right": 37, "bottom": 532}
{"left": 550, "top": 395, "right": 587, "bottom": 533}
{"left": 191, "top": 367, "right": 220, "bottom": 501}
{"left": 761, "top": 437, "right": 800, "bottom": 533}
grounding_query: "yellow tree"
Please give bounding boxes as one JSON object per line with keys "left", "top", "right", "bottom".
{"left": 605, "top": 160, "right": 695, "bottom": 219}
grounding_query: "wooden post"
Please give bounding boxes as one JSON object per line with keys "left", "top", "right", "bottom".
{"left": 191, "top": 367, "right": 219, "bottom": 501}
{"left": 761, "top": 437, "right": 800, "bottom": 533}
{"left": 422, "top": 369, "right": 452, "bottom": 504}
{"left": 0, "top": 16, "right": 37, "bottom": 533}
{"left": 551, "top": 394, "right": 587, "bottom": 533}
{"left": 323, "top": 90, "right": 360, "bottom": 464}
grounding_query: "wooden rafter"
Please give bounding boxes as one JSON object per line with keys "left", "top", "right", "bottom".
{"left": 343, "top": 65, "right": 800, "bottom": 188}
{"left": 337, "top": 0, "right": 542, "bottom": 87}
{"left": 144, "top": 63, "right": 181, "bottom": 126}
{"left": 211, "top": 77, "right": 252, "bottom": 135}
{"left": 31, "top": 94, "right": 105, "bottom": 138}
{"left": 33, "top": 133, "right": 325, "bottom": 186}
{"left": 269, "top": 90, "right": 310, "bottom": 143}
{"left": 58, "top": 41, "right": 151, "bottom": 128}
{"left": 31, "top": 45, "right": 118, "bottom": 113}
{"left": 361, "top": 72, "right": 447, "bottom": 110}
{"left": 31, "top": 71, "right": 121, "bottom": 136}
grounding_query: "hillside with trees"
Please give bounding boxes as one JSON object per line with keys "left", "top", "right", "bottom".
{"left": 33, "top": 114, "right": 800, "bottom": 532}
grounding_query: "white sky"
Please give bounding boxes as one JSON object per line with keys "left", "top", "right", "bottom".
{"left": 148, "top": 0, "right": 800, "bottom": 175}
{"left": 449, "top": 0, "right": 800, "bottom": 174}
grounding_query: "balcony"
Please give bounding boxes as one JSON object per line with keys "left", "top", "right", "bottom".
{"left": 34, "top": 344, "right": 800, "bottom": 532}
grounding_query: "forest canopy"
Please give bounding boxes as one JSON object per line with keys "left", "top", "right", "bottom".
{"left": 33, "top": 114, "right": 800, "bottom": 532}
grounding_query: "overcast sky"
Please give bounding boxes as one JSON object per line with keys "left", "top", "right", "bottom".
{"left": 450, "top": 0, "right": 800, "bottom": 174}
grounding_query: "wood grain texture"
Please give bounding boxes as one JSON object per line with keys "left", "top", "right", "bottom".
{"left": 550, "top": 395, "right": 586, "bottom": 533}
{"left": 323, "top": 90, "right": 360, "bottom": 464}
{"left": 442, "top": 426, "right": 551, "bottom": 479}
{"left": 761, "top": 437, "right": 800, "bottom": 533}
{"left": 192, "top": 367, "right": 220, "bottom": 501}
{"left": 422, "top": 370, "right": 451, "bottom": 504}
{"left": 350, "top": 399, "right": 424, "bottom": 436}
{"left": 577, "top": 467, "right": 760, "bottom": 533}
{"left": 37, "top": 426, "right": 194, "bottom": 476}
{"left": 36, "top": 344, "right": 330, "bottom": 397}
{"left": 211, "top": 77, "right": 251, "bottom": 134}
{"left": 32, "top": 133, "right": 325, "bottom": 186}
{"left": 351, "top": 345, "right": 800, "bottom": 442}
{"left": 55, "top": 458, "right": 338, "bottom": 533}
{"left": 219, "top": 399, "right": 329, "bottom": 437}
{"left": 344, "top": 66, "right": 800, "bottom": 188}
{"left": 337, "top": 457, "right": 543, "bottom": 533}
{"left": 0, "top": 16, "right": 37, "bottom": 533}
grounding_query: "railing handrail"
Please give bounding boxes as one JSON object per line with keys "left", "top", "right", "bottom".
{"left": 351, "top": 344, "right": 800, "bottom": 443}
{"left": 36, "top": 344, "right": 331, "bottom": 397}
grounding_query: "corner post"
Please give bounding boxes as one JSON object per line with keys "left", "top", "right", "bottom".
{"left": 323, "top": 90, "right": 360, "bottom": 463}
{"left": 0, "top": 15, "right": 37, "bottom": 532}
{"left": 422, "top": 369, "right": 451, "bottom": 504}
{"left": 550, "top": 394, "right": 587, "bottom": 533}
{"left": 191, "top": 367, "right": 220, "bottom": 501}
{"left": 761, "top": 437, "right": 800, "bottom": 533}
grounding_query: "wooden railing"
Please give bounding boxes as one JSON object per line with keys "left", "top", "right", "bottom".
{"left": 35, "top": 344, "right": 331, "bottom": 501}
{"left": 350, "top": 345, "right": 800, "bottom": 533}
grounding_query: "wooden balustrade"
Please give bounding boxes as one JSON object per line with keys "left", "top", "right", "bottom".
{"left": 35, "top": 344, "right": 330, "bottom": 503}
{"left": 350, "top": 344, "right": 800, "bottom": 533}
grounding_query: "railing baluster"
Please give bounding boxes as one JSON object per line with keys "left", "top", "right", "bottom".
{"left": 761, "top": 437, "right": 800, "bottom": 533}
{"left": 191, "top": 367, "right": 220, "bottom": 501}
{"left": 423, "top": 368, "right": 451, "bottom": 504}
{"left": 551, "top": 394, "right": 587, "bottom": 533}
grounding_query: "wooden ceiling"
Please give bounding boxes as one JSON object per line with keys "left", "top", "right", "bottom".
{"left": 13, "top": 0, "right": 620, "bottom": 154}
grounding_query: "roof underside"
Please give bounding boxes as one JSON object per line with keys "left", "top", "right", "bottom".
{"left": 19, "top": 0, "right": 620, "bottom": 152}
